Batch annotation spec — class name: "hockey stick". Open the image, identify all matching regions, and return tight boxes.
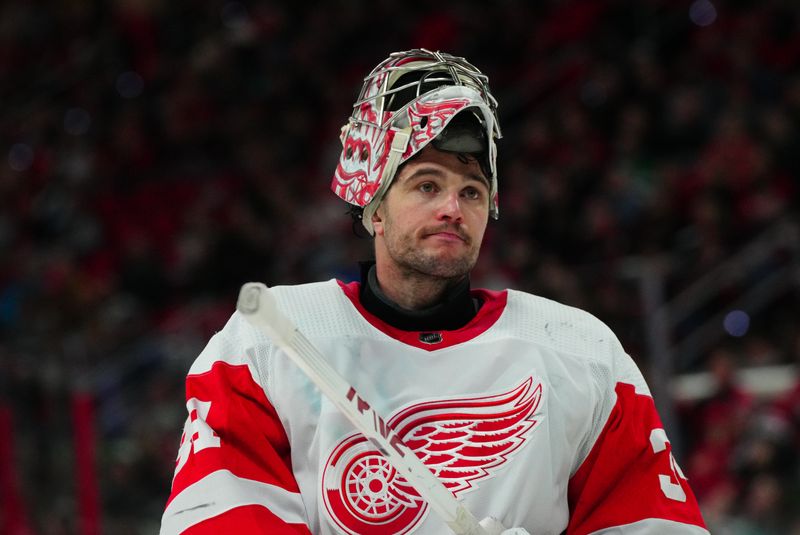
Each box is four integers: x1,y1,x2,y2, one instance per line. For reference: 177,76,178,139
237,282,494,535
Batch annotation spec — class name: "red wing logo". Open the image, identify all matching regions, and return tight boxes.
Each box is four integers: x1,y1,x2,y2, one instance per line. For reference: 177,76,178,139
321,377,543,534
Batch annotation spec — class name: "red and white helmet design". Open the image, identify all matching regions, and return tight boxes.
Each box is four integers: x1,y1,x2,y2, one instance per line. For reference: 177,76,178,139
331,49,502,234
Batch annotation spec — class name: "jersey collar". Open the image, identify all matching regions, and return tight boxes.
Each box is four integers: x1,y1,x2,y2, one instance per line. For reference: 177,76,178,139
359,263,479,331
337,279,508,351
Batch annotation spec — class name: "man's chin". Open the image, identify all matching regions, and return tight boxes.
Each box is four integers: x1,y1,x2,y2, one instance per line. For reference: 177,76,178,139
414,254,477,279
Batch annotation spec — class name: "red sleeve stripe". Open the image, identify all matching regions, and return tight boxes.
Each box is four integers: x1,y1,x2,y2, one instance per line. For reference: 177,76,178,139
587,518,709,534
161,469,308,535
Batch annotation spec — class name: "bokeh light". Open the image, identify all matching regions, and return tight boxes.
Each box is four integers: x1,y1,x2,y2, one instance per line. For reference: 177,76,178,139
723,309,750,337
116,71,144,98
8,142,34,171
689,0,718,27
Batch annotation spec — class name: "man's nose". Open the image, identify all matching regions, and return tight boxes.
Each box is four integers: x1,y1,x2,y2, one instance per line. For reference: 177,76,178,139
436,190,463,222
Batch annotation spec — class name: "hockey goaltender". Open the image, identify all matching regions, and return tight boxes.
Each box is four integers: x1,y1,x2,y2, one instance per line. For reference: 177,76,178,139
161,49,709,535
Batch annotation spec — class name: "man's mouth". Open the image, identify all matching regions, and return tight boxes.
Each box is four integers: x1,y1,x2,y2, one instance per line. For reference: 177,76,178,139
423,227,468,243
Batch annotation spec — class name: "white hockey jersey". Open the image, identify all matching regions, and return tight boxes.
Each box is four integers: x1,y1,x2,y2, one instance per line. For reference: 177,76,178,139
161,280,708,535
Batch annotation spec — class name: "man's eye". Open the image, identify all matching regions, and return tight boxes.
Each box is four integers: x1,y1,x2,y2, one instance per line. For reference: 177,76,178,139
463,187,482,200
419,183,435,193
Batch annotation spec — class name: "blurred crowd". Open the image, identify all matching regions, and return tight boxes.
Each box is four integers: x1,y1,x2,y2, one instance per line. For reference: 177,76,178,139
1,0,799,533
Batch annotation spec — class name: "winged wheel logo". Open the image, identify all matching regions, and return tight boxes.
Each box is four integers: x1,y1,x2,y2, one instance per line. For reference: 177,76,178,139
321,377,543,534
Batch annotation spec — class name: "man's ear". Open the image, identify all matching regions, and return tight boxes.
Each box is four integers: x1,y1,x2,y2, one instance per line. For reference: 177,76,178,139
371,205,385,236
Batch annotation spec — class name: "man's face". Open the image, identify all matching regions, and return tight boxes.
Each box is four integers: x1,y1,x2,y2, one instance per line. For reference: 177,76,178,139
372,145,490,280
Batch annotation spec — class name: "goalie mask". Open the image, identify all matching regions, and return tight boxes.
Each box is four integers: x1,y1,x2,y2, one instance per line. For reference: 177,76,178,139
331,49,502,234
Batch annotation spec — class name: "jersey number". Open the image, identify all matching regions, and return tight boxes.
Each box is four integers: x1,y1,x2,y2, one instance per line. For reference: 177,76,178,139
649,428,687,502
174,398,221,477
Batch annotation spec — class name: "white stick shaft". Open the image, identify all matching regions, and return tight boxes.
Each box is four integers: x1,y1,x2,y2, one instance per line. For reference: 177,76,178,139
237,282,487,535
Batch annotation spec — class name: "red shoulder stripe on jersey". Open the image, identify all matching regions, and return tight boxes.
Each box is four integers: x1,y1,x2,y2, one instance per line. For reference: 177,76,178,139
336,280,507,351
183,504,312,534
168,361,299,506
567,382,707,534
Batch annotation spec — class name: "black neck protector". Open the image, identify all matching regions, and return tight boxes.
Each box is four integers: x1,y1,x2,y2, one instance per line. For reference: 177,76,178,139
358,262,481,331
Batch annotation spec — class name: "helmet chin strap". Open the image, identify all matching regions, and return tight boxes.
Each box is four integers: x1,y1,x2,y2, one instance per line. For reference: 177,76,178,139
362,126,412,235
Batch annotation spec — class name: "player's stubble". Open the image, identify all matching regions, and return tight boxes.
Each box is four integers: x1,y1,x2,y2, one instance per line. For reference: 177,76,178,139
379,210,482,282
